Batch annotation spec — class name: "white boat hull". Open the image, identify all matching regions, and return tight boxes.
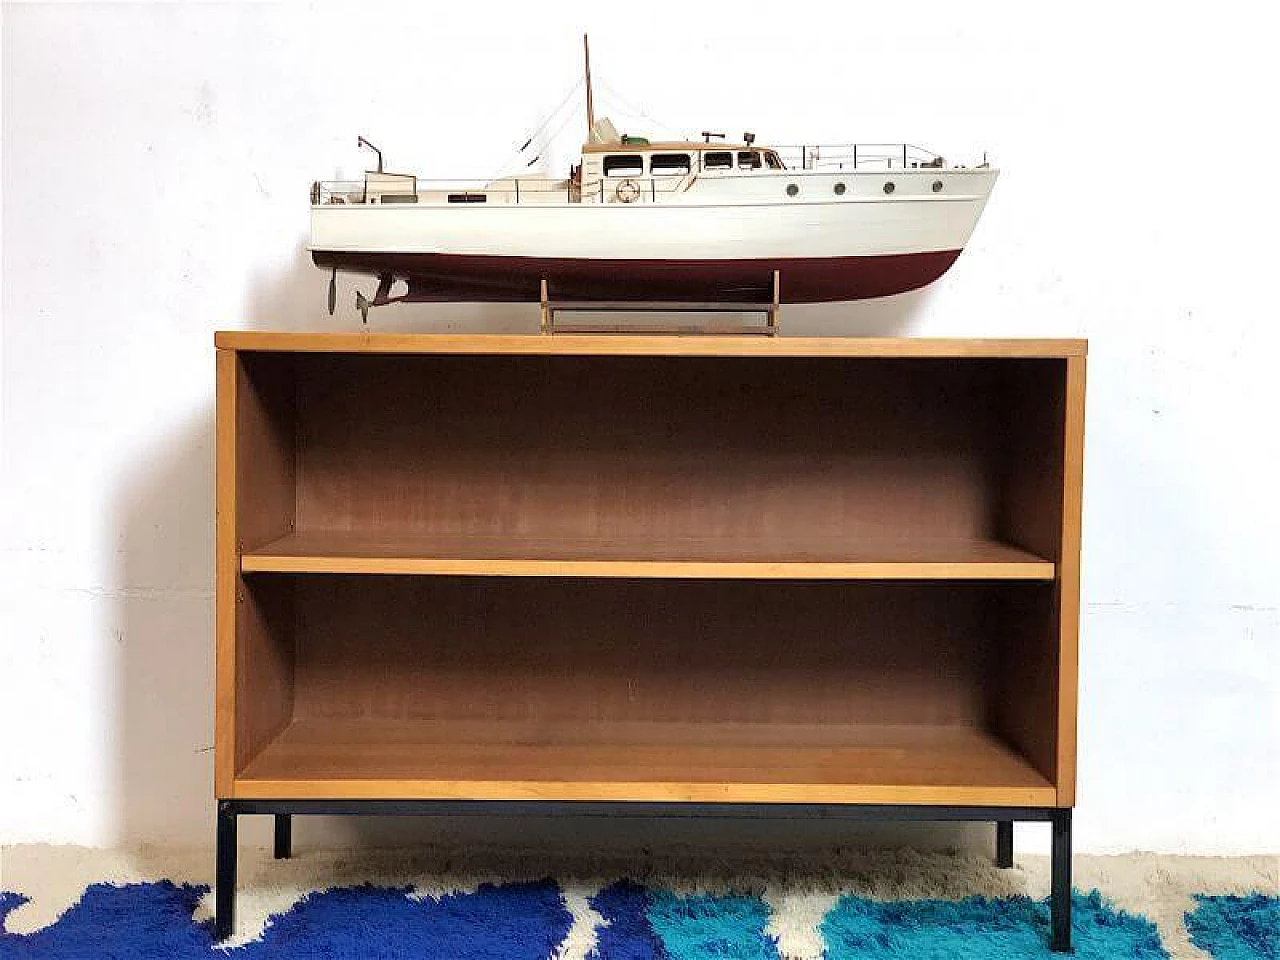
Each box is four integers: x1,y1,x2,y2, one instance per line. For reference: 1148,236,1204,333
310,169,997,303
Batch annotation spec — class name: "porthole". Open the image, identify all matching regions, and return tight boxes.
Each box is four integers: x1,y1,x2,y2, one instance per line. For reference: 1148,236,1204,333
883,181,896,194
932,180,943,193
786,183,799,197
834,182,847,196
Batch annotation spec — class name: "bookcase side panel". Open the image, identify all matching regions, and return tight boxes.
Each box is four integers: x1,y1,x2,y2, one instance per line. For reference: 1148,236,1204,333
231,352,299,783
236,353,297,550
214,349,238,796
234,579,295,777
989,360,1068,795
1055,356,1086,805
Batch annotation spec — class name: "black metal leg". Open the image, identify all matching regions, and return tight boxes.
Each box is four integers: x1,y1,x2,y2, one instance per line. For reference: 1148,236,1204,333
215,801,238,940
273,814,292,860
996,820,1014,868
1050,808,1072,952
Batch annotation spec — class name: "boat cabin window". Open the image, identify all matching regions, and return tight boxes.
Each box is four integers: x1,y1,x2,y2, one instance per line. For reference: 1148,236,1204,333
603,154,644,177
738,151,762,170
703,151,733,170
650,153,691,176
764,151,784,169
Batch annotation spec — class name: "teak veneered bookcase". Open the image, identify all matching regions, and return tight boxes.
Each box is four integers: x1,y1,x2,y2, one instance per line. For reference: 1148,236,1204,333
214,333,1085,950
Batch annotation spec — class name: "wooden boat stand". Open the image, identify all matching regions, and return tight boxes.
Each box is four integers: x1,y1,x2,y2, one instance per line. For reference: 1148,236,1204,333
540,271,781,336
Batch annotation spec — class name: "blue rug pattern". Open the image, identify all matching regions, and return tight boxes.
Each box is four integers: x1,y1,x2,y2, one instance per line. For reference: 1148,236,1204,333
0,877,1247,959
1185,894,1280,960
0,881,571,959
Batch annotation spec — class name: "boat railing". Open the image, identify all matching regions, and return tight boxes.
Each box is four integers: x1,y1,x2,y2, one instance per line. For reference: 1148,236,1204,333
310,147,951,206
773,143,945,171
313,178,590,205
312,173,698,206
312,181,363,204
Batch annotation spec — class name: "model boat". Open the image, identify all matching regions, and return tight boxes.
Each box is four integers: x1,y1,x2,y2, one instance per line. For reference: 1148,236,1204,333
311,39,998,319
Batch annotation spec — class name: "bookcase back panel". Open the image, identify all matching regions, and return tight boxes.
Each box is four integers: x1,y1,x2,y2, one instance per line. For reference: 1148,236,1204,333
287,355,1036,544
285,577,996,728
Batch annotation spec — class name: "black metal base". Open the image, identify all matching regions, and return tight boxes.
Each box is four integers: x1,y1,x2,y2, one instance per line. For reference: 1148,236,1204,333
273,814,292,860
214,801,237,940
213,801,1072,951
996,819,1015,868
1052,808,1073,953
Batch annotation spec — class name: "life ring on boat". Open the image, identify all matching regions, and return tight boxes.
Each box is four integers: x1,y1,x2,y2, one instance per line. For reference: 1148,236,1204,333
615,178,641,203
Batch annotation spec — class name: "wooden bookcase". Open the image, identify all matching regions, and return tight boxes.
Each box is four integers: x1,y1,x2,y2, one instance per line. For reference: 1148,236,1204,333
214,333,1085,949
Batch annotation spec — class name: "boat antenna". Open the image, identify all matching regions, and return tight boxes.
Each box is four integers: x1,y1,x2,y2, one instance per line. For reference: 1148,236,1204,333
584,34,595,138
357,136,383,173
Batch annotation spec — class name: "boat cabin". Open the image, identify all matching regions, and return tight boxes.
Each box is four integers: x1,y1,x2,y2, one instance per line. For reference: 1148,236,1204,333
581,141,785,182
576,139,786,203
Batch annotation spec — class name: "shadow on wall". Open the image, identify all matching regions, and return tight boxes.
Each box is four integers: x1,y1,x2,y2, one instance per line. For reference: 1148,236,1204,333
115,409,215,847
114,242,992,860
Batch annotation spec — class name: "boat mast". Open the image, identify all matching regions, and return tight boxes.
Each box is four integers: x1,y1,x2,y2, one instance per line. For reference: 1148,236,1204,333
584,34,595,138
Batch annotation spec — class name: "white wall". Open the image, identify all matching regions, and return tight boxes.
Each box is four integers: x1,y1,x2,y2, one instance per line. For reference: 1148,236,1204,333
2,2,1277,854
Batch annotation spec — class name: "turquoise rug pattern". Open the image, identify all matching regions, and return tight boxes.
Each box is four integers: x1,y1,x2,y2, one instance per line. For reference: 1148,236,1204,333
822,890,1166,959
1185,894,1280,960
0,879,1196,959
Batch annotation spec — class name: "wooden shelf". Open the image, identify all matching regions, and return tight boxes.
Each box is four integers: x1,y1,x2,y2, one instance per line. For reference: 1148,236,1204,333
215,331,1087,358
242,531,1055,580
235,718,1056,806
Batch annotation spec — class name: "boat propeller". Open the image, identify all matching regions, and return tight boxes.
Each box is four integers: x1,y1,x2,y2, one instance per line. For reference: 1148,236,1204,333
327,268,337,315
355,273,396,324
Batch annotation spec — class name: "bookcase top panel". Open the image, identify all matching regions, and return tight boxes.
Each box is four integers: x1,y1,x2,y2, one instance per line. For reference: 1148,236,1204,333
215,332,1087,358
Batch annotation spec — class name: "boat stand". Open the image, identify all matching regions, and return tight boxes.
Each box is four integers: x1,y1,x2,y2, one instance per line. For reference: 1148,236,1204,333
540,271,781,336
214,801,1072,952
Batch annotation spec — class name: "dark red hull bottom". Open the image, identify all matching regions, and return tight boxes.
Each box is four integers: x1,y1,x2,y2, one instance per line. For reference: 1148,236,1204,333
312,250,964,304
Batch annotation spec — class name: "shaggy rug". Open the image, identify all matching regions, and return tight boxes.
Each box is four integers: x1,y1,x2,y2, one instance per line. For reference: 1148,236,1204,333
0,882,1171,959
1185,895,1280,960
0,845,1275,959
